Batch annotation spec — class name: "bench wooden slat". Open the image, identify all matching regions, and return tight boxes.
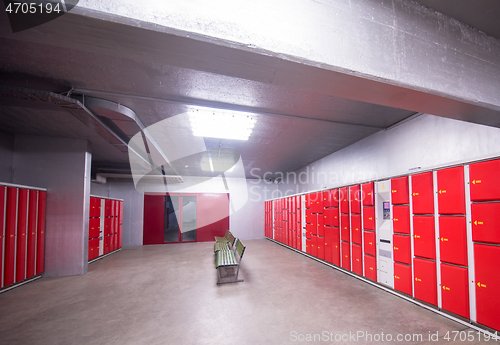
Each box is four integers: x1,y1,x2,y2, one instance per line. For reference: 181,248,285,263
214,241,229,253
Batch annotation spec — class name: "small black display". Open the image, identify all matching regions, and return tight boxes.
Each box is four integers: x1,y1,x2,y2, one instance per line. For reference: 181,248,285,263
383,201,391,220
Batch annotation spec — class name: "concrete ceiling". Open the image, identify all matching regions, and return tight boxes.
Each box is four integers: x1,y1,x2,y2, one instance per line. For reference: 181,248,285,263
0,2,498,179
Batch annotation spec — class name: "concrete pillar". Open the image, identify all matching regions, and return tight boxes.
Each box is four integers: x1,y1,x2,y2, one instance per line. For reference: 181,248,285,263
13,135,91,277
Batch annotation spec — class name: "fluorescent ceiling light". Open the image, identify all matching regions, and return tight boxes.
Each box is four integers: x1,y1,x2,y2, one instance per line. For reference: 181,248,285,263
189,109,256,140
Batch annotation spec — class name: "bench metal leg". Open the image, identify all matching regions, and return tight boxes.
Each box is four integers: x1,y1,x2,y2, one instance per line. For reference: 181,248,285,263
216,266,244,285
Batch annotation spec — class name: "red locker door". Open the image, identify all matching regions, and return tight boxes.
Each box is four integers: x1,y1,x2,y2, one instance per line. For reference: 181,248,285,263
331,189,340,208
0,187,5,287
104,235,110,254
88,238,96,260
394,263,412,295
364,254,377,281
351,214,362,245
317,235,325,260
332,228,340,266
474,243,500,331
16,189,29,282
437,166,465,215
26,190,38,279
89,197,98,218
393,205,410,234
413,216,436,260
340,187,349,214
325,227,333,263
341,241,351,271
305,238,312,254
105,199,112,217
324,208,333,226
439,216,468,267
341,215,350,242
323,190,332,207
305,194,312,209
412,172,434,214
414,258,437,306
314,192,323,213
306,223,316,238
36,191,46,275
104,217,112,236
352,244,362,275
363,231,376,256
350,185,361,214
393,234,411,265
362,182,375,206
441,264,469,319
469,159,500,202
310,235,318,257
89,218,99,239
362,207,375,230
391,176,409,205
317,216,324,237
471,203,500,244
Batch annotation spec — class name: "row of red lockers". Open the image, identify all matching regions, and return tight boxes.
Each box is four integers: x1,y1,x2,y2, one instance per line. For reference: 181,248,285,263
0,186,46,289
264,159,500,332
88,197,124,261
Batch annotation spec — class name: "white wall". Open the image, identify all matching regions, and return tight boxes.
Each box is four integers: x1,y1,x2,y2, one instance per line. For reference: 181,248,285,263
278,114,500,195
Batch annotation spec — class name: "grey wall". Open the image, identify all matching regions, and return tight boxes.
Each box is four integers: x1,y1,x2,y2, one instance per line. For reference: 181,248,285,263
12,135,91,277
277,114,500,195
0,130,14,183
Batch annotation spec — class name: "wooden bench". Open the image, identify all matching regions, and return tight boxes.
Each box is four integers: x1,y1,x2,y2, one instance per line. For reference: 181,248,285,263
215,239,246,284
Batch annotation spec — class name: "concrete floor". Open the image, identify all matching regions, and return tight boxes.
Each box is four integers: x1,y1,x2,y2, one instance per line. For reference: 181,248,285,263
0,239,494,345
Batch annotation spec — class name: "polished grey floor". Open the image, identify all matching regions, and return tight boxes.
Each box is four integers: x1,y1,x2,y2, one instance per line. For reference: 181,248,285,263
0,239,493,344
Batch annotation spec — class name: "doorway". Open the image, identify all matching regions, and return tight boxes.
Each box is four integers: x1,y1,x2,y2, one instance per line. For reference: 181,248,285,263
164,194,197,243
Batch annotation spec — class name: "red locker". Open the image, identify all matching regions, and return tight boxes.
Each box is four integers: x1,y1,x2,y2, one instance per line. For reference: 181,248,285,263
393,234,411,265
88,238,99,260
362,207,375,230
330,189,340,207
437,167,466,215
474,243,500,331
89,218,100,239
305,194,312,209
412,172,434,214
350,185,361,214
413,216,436,260
413,258,437,306
439,216,468,267
341,214,350,242
341,241,351,271
306,238,312,254
16,189,28,282
26,190,38,279
310,236,318,257
0,187,5,287
323,190,332,207
351,214,362,245
352,244,363,275
313,192,323,213
317,216,324,237
394,263,412,295
471,203,500,244
362,182,375,206
104,235,110,254
104,217,112,236
469,159,500,202
324,208,339,227
306,223,316,238
440,264,469,319
36,191,46,275
364,254,377,281
393,205,410,234
89,197,100,218
4,188,18,286
340,187,349,214
363,231,376,256
331,227,340,266
391,176,409,205
105,199,112,217
316,235,325,260
325,227,333,263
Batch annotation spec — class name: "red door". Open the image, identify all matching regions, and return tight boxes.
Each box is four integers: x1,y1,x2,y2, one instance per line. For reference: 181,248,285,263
330,189,340,207
469,159,500,202
0,187,5,287
350,185,361,214
441,264,469,319
394,263,412,295
362,207,375,230
414,258,437,306
471,203,500,244
339,187,349,214
474,243,500,331
364,254,377,281
439,216,468,267
352,244,363,275
332,227,340,266
351,214,362,245
26,190,38,279
437,166,466,215
325,226,333,263
393,205,410,234
391,176,409,205
363,231,376,256
36,191,46,275
362,182,375,206
143,195,165,245
412,172,434,214
413,216,436,260
4,187,18,286
393,234,411,265
341,241,351,271
16,189,29,282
